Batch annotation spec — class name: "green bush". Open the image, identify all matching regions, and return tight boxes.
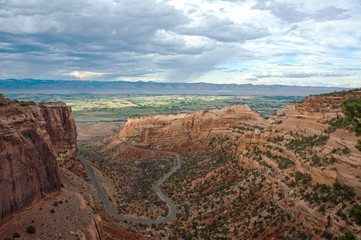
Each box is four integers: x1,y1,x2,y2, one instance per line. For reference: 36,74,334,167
338,230,355,240
322,231,333,239
26,225,36,234
19,101,28,106
348,204,361,225
343,98,361,152
343,99,361,136
13,232,20,238
356,140,361,152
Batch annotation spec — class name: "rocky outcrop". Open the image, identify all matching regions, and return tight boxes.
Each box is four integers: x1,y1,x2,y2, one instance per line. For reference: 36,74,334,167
277,91,361,120
119,104,264,152
75,210,103,240
0,96,78,220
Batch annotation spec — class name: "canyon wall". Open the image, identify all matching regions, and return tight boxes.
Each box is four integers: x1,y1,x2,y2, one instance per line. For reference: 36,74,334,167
0,96,78,220
119,104,265,152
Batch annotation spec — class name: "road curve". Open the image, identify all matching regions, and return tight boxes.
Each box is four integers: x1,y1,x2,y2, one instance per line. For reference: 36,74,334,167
79,137,181,224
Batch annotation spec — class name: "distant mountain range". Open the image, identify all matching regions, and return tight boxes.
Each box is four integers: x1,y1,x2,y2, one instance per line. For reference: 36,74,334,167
0,79,351,96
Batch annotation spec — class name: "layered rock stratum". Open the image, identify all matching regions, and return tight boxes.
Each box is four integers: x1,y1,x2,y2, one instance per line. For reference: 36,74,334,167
119,104,266,152
0,95,78,219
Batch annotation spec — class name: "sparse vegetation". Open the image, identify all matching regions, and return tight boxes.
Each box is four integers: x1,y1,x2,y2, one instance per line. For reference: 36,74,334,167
337,230,355,240
26,226,36,234
343,98,361,136
19,101,30,106
348,204,361,225
12,232,20,238
343,98,361,152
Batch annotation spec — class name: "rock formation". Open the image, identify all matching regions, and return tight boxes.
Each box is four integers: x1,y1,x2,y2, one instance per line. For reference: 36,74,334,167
0,96,78,220
119,104,265,152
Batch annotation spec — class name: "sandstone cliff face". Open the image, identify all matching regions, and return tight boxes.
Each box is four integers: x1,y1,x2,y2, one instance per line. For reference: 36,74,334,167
0,96,78,220
119,104,265,152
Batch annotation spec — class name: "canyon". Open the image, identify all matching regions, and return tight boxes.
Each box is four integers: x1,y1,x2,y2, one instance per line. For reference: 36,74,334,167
113,90,361,239
119,91,361,195
1,89,361,239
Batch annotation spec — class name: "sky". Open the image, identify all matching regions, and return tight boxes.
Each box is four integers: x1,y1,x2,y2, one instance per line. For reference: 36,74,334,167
0,0,360,87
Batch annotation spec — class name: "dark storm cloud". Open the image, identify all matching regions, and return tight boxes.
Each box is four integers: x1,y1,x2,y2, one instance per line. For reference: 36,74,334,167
0,0,272,80
165,44,239,81
0,0,193,78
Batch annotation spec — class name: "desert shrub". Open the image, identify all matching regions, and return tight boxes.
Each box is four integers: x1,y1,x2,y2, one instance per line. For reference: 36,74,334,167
343,99,361,136
322,231,333,239
356,140,361,152
276,156,294,169
337,230,355,240
343,98,361,152
324,115,351,131
13,232,20,238
287,135,330,155
348,204,361,225
26,225,36,234
342,146,351,154
19,101,28,106
295,172,312,185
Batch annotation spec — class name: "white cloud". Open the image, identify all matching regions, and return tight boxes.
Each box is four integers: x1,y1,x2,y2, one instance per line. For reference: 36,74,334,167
233,70,354,81
0,0,360,86
119,77,167,82
67,71,107,79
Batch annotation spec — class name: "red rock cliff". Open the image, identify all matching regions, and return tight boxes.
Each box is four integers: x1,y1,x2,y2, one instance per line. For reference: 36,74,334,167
0,96,78,220
119,104,265,151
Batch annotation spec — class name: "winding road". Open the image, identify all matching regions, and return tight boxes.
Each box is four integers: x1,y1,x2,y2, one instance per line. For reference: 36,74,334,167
79,137,181,224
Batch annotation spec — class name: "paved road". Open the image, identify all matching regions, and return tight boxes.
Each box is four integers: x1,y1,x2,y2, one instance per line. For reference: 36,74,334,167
79,137,181,224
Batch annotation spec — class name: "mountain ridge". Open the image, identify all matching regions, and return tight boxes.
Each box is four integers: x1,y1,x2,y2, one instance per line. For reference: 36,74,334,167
0,79,351,96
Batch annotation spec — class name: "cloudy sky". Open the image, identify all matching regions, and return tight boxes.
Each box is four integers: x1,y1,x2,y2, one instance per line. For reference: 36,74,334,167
0,0,360,87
